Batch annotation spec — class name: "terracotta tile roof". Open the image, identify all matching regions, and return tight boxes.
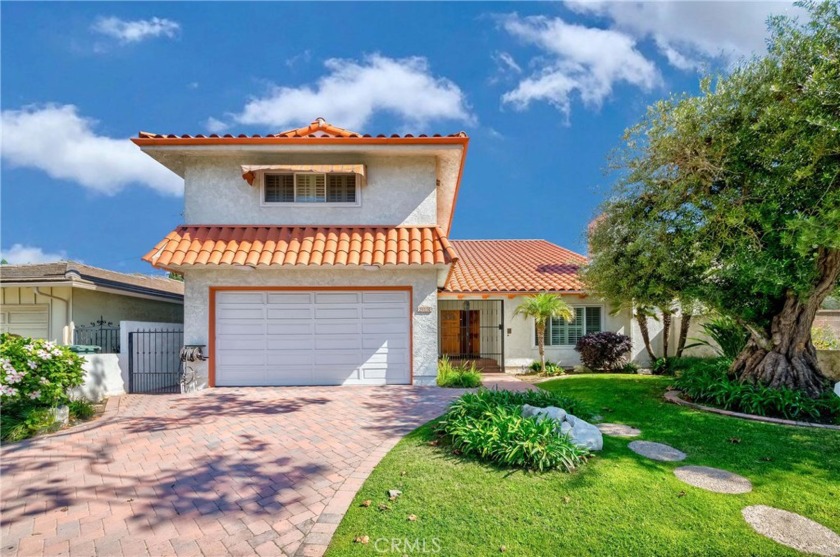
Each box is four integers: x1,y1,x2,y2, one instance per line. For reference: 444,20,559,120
0,262,183,299
135,118,468,142
143,226,458,269
443,240,587,293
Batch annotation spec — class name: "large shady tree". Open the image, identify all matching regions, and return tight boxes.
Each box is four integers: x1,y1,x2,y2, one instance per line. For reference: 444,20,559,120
590,1,840,396
514,293,574,373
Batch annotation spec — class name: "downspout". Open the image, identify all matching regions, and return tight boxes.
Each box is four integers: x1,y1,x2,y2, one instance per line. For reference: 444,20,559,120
34,287,71,344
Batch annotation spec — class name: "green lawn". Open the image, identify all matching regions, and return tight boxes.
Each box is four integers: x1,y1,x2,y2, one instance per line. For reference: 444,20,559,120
326,375,840,557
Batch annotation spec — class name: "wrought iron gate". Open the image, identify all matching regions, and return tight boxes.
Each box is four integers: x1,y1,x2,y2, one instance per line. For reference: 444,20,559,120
128,329,184,393
439,300,504,366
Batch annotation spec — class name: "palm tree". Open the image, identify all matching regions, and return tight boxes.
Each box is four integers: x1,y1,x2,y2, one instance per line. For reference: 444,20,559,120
514,292,574,373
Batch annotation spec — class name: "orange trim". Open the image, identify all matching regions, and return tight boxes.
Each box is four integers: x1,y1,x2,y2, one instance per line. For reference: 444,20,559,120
132,136,469,147
438,290,586,298
208,285,414,387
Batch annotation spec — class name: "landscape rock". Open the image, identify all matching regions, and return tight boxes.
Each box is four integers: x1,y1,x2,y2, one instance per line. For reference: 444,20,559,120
521,405,602,451
742,505,840,556
628,440,686,462
597,423,641,437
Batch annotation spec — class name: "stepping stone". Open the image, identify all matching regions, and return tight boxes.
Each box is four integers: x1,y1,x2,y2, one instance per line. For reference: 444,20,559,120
742,505,840,556
628,440,686,461
597,423,641,437
674,465,752,494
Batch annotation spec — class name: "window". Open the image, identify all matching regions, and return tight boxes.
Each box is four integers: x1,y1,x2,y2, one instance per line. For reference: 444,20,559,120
263,173,358,204
537,306,603,346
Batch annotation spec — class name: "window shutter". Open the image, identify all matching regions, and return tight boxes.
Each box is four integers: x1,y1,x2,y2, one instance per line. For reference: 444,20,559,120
327,174,356,203
296,174,326,202
264,174,294,202
586,307,602,334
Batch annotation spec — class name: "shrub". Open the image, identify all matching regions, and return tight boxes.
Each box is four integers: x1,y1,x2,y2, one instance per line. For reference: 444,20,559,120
528,360,563,375
0,407,59,442
685,316,749,360
436,389,592,471
812,325,840,350
437,357,482,388
0,334,85,409
574,332,632,371
673,358,840,424
69,400,96,420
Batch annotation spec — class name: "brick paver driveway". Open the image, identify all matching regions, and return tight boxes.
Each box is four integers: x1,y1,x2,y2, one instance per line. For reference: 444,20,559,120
1,386,462,557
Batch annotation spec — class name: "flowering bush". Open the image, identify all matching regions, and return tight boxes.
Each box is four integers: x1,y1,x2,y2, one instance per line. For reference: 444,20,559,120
574,332,632,372
0,334,85,408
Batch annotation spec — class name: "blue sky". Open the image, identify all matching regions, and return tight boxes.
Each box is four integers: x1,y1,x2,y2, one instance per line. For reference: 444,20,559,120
1,1,800,274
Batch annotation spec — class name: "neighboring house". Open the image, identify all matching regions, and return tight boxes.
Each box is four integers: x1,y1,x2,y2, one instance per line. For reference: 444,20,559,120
135,118,642,388
0,262,184,351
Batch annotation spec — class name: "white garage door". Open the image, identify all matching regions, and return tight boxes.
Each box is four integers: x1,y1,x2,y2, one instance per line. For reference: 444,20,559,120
0,305,49,339
215,290,411,386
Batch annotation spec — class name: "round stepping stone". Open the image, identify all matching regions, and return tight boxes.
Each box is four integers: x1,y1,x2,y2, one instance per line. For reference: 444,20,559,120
628,440,686,461
597,423,641,437
742,505,840,556
674,465,752,494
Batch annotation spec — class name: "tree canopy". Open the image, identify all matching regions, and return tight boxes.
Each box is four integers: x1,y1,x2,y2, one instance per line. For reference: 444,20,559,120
586,1,840,395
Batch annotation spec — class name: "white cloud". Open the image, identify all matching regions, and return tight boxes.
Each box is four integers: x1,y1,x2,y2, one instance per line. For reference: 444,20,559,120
226,54,474,131
1,244,67,265
1,104,182,196
499,14,660,118
494,51,522,74
204,116,228,134
565,1,804,70
92,16,180,44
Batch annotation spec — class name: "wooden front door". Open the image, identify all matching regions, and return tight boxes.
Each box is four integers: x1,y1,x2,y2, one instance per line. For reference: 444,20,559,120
440,310,481,356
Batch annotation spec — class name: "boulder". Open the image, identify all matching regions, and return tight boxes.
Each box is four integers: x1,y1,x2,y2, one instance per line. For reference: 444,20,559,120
521,405,602,451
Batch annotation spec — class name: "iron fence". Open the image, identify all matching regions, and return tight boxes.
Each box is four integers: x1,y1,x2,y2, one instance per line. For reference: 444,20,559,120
128,329,184,394
73,324,120,353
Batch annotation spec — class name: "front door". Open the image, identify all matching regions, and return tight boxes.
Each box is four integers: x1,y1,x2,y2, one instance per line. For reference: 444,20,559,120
440,310,480,357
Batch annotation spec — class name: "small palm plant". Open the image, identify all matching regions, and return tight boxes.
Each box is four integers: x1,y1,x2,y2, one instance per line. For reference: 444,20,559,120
514,293,574,373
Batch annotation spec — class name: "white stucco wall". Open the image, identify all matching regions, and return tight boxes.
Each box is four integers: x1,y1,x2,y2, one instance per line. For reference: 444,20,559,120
1,286,73,343
73,289,182,328
183,155,437,227
72,353,124,402
183,266,441,387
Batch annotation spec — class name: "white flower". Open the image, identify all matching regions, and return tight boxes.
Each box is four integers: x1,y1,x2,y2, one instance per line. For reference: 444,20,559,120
27,361,38,370
23,344,34,352
28,390,41,400
39,377,50,385
44,341,56,349
0,385,18,397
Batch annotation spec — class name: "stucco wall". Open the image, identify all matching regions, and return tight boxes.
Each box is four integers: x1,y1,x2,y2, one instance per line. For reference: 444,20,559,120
183,266,441,386
72,353,124,402
452,294,634,373
73,289,182,327
0,286,72,343
183,155,437,227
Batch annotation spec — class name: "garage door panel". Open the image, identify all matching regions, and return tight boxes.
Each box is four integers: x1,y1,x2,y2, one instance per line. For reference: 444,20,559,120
219,293,265,304
216,350,265,365
315,292,360,304
362,306,405,319
315,321,361,335
267,307,313,319
362,335,408,350
217,306,265,320
363,292,407,303
267,293,312,304
266,320,314,335
265,335,313,349
315,308,359,319
216,289,409,386
266,350,314,365
362,320,408,334
315,335,361,350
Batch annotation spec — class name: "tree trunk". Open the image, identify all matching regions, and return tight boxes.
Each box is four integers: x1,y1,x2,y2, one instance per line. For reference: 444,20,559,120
635,312,656,362
676,313,692,357
732,248,840,398
661,309,672,360
537,325,546,373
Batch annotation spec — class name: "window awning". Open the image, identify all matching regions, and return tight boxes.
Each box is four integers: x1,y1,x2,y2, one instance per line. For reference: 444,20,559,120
240,164,366,185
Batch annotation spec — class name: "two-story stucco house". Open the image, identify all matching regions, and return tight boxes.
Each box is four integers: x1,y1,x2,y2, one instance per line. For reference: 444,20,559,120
136,119,650,388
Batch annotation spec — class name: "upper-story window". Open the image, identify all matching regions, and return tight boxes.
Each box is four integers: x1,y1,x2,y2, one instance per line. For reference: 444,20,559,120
263,173,359,205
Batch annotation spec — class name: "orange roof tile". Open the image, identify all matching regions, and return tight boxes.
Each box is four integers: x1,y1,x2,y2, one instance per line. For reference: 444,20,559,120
443,240,587,293
143,226,458,270
134,118,468,143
